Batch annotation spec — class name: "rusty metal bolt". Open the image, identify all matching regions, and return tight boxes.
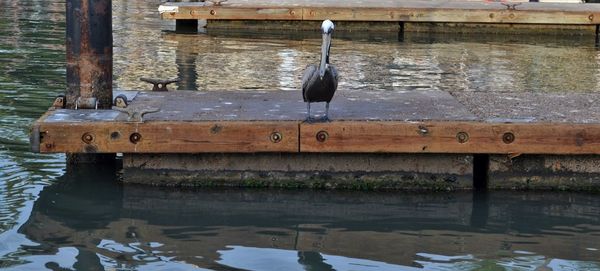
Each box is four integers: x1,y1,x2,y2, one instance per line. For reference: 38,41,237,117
316,130,329,143
210,10,216,15
45,143,53,149
418,125,429,136
502,132,515,144
270,132,282,143
289,10,295,15
82,133,94,144
589,14,594,22
456,132,469,144
130,132,142,144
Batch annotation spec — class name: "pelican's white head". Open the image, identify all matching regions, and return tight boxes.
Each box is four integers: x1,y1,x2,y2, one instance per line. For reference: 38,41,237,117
319,20,334,79
321,19,335,34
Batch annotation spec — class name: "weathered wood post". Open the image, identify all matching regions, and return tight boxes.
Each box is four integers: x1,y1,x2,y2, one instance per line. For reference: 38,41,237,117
66,0,114,164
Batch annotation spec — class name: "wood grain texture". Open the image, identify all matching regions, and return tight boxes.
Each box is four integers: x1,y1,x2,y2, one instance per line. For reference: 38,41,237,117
300,121,600,154
159,0,600,25
33,120,600,154
35,121,299,153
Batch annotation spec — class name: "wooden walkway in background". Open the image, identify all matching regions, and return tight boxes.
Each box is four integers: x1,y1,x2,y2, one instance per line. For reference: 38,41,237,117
158,0,600,25
31,90,600,155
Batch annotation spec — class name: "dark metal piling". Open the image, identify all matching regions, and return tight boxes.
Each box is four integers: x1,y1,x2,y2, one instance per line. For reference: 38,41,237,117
66,0,114,164
66,0,113,109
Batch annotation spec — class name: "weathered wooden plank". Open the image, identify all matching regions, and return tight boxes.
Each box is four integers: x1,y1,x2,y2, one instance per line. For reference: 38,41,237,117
162,5,303,21
300,121,600,154
35,121,299,153
34,119,600,154
304,8,598,25
159,0,600,25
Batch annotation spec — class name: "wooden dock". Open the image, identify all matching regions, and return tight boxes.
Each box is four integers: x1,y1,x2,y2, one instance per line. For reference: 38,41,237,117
31,90,600,189
159,0,600,26
32,90,600,155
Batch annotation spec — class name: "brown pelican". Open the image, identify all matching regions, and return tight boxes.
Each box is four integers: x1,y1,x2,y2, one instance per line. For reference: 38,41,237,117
301,19,339,122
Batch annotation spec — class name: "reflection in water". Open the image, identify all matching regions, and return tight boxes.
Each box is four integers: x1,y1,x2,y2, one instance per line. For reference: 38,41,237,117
0,1,66,261
174,34,200,91
3,167,599,270
2,0,600,270
154,32,600,93
108,0,600,93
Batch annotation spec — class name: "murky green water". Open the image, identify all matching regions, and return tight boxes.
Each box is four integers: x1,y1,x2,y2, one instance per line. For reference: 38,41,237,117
1,0,600,270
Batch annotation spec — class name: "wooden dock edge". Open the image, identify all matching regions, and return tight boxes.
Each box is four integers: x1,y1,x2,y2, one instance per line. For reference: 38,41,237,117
31,111,600,190
31,117,600,190
159,1,600,36
159,3,600,25
32,121,300,153
32,120,600,155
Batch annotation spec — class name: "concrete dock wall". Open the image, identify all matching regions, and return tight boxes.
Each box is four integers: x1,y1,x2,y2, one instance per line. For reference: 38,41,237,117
123,153,474,190
122,153,600,191
489,155,600,191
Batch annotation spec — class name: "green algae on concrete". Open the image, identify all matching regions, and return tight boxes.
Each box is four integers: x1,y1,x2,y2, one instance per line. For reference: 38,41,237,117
122,168,470,191
489,154,600,192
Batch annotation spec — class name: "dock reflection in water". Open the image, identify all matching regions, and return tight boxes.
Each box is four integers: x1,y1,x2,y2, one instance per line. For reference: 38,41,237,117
9,165,600,270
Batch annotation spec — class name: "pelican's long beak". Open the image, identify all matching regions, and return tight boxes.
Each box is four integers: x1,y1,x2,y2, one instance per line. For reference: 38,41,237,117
319,32,331,79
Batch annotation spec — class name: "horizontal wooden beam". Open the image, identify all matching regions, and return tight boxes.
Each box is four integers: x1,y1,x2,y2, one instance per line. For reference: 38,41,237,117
304,8,598,25
35,121,299,153
33,120,600,155
300,121,600,154
159,1,600,25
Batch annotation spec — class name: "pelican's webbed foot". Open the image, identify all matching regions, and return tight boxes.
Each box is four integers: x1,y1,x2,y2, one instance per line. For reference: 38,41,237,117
305,116,316,123
319,115,330,122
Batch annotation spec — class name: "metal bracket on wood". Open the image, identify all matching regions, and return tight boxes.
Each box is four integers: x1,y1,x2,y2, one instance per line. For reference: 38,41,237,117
49,95,66,110
112,106,161,123
140,78,179,92
501,2,521,10
207,0,228,6
113,94,129,108
75,97,98,110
